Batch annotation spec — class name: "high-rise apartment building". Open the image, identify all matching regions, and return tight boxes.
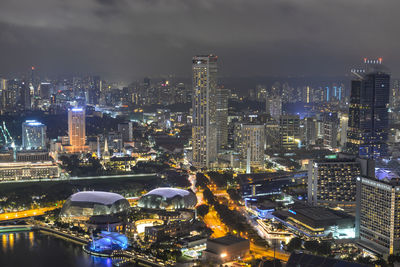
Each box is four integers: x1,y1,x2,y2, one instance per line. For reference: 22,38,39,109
236,124,265,170
67,107,87,153
279,115,300,150
216,87,228,150
266,95,282,121
347,61,390,159
356,171,400,256
192,55,218,168
22,120,47,150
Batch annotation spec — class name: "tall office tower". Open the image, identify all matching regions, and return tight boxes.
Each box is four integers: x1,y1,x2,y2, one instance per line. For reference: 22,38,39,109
266,95,282,121
85,76,101,105
30,66,38,96
68,107,86,153
346,61,390,159
356,170,400,256
20,81,31,110
174,82,186,104
216,87,228,150
118,122,133,142
279,115,301,150
281,83,292,103
391,79,400,109
22,120,47,150
323,113,339,149
236,124,265,169
308,155,373,211
265,118,280,149
39,82,51,99
304,117,318,147
192,55,218,168
3,80,18,112
339,113,349,147
303,86,312,103
0,78,7,91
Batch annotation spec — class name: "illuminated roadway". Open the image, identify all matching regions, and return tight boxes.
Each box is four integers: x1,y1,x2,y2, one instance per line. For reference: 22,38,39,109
199,184,290,262
0,206,59,221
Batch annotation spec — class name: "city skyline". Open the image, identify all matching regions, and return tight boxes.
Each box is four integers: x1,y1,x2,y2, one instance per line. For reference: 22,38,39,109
1,1,400,266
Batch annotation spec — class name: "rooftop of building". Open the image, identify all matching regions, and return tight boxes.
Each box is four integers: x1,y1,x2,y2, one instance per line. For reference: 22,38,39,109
290,206,353,221
69,191,126,205
375,167,400,181
143,187,192,199
313,158,359,164
23,120,45,126
208,234,248,246
179,235,208,244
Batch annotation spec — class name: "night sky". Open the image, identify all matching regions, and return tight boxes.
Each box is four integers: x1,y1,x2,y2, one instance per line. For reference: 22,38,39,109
0,0,399,81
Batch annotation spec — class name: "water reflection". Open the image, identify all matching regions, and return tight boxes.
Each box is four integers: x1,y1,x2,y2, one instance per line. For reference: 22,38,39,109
2,234,7,253
29,231,34,248
8,233,14,251
0,231,119,267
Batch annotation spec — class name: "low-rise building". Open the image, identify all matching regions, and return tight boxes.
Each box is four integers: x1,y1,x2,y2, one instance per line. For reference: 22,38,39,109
145,220,191,242
273,205,355,239
106,156,136,171
238,171,307,198
0,161,59,181
203,235,250,263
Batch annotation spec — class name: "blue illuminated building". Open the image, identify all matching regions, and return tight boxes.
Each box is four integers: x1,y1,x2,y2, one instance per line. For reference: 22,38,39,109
326,87,329,102
22,120,47,150
88,231,128,253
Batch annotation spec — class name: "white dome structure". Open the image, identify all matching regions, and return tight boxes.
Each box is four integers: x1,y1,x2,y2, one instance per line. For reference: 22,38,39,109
60,191,130,223
137,187,197,210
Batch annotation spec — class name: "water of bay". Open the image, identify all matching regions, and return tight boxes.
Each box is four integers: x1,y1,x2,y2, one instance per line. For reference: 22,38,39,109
0,231,132,267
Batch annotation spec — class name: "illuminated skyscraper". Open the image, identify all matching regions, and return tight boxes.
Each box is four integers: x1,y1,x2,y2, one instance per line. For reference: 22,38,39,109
192,55,218,168
20,81,31,110
22,120,47,150
216,87,228,150
346,60,390,159
68,107,87,153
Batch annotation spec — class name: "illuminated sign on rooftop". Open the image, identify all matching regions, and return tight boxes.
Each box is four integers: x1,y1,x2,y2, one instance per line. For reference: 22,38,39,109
25,120,44,126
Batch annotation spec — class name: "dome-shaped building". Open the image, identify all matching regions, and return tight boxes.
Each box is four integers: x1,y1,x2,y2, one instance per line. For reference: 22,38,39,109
137,188,197,210
60,191,130,226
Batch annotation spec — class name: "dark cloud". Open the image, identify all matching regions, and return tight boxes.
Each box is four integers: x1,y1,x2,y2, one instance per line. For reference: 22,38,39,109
0,0,399,82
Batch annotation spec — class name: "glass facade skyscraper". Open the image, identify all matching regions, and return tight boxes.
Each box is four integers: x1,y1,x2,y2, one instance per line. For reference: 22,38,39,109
346,69,390,159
